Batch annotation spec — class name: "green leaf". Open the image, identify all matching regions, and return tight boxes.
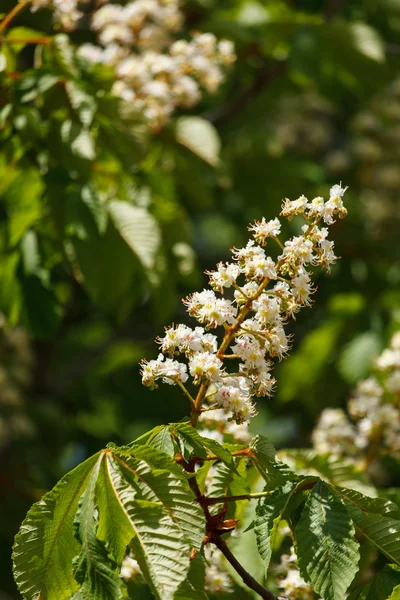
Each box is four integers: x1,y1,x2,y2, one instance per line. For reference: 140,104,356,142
335,487,400,565
99,451,193,600
347,564,400,600
72,221,141,319
52,34,79,78
280,449,376,497
81,185,108,234
200,436,236,470
73,455,122,600
65,81,97,127
250,435,295,487
174,553,208,600
117,445,205,550
61,121,95,161
295,481,360,600
3,168,43,247
350,23,385,63
149,427,176,456
6,27,46,52
109,201,161,271
254,481,297,574
173,423,207,462
0,252,22,323
207,458,249,500
338,332,382,384
175,117,221,166
12,453,100,600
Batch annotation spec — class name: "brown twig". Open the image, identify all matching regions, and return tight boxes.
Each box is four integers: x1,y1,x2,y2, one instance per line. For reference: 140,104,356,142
0,1,29,34
213,533,283,600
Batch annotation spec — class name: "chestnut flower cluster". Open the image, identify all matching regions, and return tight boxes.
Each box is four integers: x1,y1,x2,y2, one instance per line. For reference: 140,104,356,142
313,331,400,462
77,0,235,127
275,546,317,600
141,184,348,424
204,546,234,595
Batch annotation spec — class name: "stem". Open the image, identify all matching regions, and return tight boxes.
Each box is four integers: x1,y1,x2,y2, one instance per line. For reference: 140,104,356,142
213,534,281,600
175,379,196,407
205,490,272,506
0,1,29,34
274,236,285,251
6,36,51,44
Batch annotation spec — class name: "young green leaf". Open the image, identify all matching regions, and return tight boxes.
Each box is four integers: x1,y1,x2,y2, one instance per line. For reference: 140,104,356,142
295,481,360,600
172,423,208,461
13,453,100,600
254,481,297,574
335,487,400,565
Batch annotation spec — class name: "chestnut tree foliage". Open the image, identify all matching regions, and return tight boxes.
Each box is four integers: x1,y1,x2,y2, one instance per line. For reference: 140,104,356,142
1,1,400,599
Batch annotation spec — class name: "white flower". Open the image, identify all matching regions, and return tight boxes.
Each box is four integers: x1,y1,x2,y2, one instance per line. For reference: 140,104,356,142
234,242,277,279
386,370,400,392
92,5,123,30
185,290,237,328
141,354,188,387
322,184,348,224
391,331,400,350
281,195,308,218
268,326,289,359
207,262,241,291
99,24,134,46
376,348,400,370
158,324,217,355
330,183,347,199
120,556,142,581
234,281,259,306
205,548,233,594
281,236,314,265
253,295,282,326
249,217,281,245
231,335,266,369
189,352,223,383
312,408,357,456
291,269,313,305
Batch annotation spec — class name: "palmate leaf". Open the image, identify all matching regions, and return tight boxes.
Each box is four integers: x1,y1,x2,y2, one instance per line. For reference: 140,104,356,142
101,452,192,600
295,481,360,600
335,487,400,565
73,456,122,600
14,445,205,600
254,481,297,574
12,453,101,600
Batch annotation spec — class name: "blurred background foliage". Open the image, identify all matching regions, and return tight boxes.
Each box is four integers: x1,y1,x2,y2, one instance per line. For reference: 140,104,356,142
1,0,400,597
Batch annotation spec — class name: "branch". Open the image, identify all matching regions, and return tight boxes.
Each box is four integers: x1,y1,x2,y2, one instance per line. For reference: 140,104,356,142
0,1,29,33
213,534,285,600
